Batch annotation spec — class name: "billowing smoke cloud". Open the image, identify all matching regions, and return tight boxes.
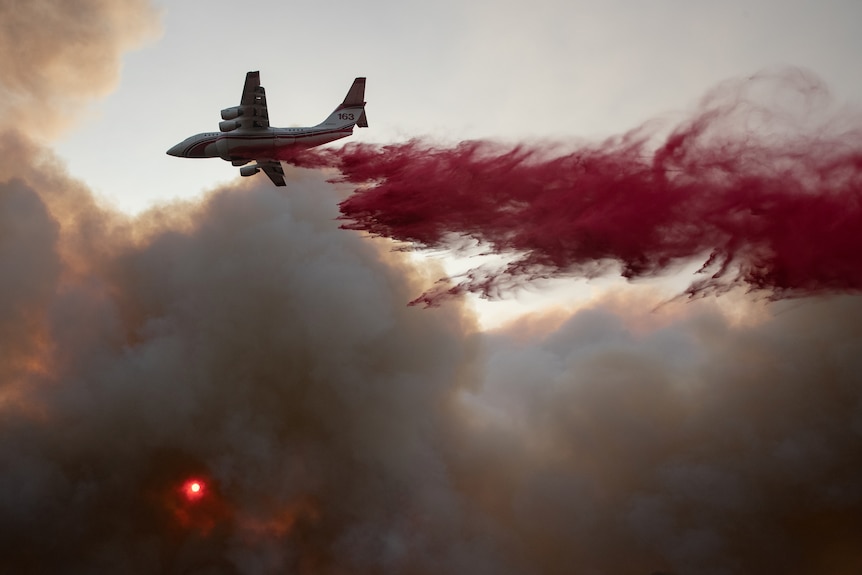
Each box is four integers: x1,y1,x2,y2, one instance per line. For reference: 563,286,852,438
2,7,862,572
0,160,482,573
294,69,862,305
0,0,160,137
459,293,862,574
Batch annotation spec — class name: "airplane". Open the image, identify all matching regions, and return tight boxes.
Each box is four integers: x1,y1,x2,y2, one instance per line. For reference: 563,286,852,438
167,71,367,186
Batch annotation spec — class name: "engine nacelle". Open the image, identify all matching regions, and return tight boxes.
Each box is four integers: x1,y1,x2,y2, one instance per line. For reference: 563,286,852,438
221,106,244,120
231,159,251,166
239,165,260,177
219,120,240,132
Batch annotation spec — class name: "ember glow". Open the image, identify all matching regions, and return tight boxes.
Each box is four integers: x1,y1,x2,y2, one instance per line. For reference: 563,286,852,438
183,479,205,501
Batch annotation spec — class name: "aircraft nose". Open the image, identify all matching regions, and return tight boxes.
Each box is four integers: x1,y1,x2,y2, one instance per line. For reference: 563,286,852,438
166,142,184,157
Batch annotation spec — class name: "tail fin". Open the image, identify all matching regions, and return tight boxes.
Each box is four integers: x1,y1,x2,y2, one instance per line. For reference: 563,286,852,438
342,77,366,108
317,77,368,129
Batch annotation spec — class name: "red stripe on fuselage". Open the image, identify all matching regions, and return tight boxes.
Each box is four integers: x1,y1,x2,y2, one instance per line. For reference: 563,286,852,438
219,127,354,159
186,136,219,156
178,125,354,159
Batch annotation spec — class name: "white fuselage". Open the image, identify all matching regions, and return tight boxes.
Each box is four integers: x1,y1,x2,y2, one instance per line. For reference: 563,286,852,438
166,125,354,162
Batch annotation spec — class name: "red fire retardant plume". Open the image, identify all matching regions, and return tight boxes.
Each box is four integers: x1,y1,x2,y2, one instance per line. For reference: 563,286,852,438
293,73,862,305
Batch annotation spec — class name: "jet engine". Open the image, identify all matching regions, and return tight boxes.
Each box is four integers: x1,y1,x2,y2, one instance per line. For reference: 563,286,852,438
219,120,240,132
221,106,244,120
239,165,260,177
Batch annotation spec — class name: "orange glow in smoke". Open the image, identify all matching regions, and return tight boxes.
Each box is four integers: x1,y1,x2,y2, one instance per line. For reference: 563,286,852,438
238,495,322,540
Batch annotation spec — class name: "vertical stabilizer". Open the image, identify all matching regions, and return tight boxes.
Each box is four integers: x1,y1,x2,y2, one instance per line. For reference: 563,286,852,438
340,77,366,107
317,77,368,129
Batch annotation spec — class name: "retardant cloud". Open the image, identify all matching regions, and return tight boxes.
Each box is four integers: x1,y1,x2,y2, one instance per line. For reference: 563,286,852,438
295,69,862,305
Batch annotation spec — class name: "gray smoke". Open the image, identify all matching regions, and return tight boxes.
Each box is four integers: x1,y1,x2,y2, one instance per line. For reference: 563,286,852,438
0,157,483,573
463,293,862,574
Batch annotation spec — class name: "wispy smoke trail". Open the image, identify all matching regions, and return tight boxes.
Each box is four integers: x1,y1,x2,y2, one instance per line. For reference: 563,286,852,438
295,70,862,305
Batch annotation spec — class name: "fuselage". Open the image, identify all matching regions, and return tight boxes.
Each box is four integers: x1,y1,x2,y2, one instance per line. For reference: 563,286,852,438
166,125,354,162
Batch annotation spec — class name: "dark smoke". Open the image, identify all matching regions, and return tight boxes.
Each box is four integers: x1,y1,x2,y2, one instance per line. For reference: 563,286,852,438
0,159,482,573
458,292,862,575
293,70,862,305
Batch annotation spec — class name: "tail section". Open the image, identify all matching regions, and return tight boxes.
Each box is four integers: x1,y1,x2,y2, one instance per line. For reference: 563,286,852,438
317,77,368,129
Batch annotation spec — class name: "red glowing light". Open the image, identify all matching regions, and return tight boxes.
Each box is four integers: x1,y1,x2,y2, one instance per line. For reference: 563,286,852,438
168,476,229,534
182,478,206,501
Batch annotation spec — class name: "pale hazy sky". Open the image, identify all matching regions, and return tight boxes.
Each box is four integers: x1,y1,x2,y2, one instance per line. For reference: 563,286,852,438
54,0,862,214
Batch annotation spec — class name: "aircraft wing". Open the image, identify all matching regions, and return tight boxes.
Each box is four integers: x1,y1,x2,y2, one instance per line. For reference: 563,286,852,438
259,160,286,187
237,71,270,129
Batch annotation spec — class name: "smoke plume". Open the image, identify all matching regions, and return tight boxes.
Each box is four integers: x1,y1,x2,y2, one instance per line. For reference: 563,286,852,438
1,7,861,572
0,159,482,573
460,293,862,574
5,142,861,573
0,0,160,137
294,69,862,305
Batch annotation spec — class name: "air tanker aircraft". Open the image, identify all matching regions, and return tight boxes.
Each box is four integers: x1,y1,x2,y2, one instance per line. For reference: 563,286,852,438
167,71,367,186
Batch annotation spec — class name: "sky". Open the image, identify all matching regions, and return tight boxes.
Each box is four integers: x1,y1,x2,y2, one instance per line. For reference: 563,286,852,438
3,1,862,574
55,0,862,214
